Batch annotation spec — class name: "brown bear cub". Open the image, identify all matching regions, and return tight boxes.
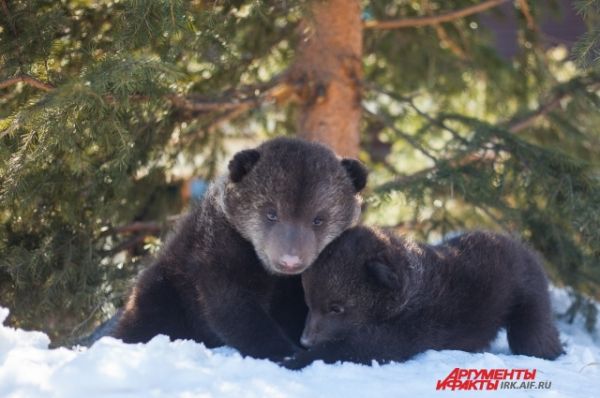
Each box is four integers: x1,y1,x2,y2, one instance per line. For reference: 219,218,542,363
284,227,563,368
111,138,367,361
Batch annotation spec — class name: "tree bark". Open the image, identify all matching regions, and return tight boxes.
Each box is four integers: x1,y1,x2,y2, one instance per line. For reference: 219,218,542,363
291,0,363,158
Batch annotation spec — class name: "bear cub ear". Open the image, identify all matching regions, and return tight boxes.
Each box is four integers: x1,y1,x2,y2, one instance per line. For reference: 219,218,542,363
341,158,368,192
228,149,260,183
366,260,403,290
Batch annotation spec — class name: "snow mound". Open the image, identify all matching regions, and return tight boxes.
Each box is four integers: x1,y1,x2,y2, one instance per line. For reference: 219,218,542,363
0,288,599,398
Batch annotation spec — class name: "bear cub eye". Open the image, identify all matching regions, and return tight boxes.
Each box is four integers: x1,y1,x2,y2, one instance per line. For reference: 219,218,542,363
266,209,278,222
328,304,345,315
312,215,324,226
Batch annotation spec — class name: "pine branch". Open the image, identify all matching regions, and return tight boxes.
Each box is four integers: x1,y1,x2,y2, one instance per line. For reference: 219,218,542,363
363,107,437,162
168,77,283,112
113,221,162,235
0,75,55,91
432,23,468,59
168,95,259,112
1,74,283,124
205,103,257,133
364,0,509,30
104,235,147,255
101,217,179,238
508,94,563,133
102,218,180,254
374,74,600,192
516,0,537,31
364,83,472,146
421,0,468,60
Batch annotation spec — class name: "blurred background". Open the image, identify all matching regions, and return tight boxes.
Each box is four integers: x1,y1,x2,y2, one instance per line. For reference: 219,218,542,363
1,0,599,344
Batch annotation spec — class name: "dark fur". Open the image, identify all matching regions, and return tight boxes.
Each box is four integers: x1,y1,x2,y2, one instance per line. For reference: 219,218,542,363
112,138,367,360
284,227,563,368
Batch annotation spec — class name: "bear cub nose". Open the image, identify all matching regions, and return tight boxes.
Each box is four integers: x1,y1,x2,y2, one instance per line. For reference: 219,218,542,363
279,254,302,269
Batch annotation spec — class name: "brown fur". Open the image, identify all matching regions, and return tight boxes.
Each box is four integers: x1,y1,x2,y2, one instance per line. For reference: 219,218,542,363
284,227,563,368
111,138,367,360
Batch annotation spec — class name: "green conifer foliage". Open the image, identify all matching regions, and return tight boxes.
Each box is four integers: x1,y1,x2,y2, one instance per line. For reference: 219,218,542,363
1,1,599,342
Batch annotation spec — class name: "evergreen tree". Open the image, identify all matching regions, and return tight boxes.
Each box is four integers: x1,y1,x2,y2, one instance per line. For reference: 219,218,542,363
1,0,599,343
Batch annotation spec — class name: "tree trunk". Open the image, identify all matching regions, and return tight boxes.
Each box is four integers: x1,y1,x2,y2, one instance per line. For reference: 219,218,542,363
291,0,363,158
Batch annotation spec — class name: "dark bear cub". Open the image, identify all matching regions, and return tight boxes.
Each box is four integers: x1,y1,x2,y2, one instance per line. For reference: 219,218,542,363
111,138,367,361
284,227,563,368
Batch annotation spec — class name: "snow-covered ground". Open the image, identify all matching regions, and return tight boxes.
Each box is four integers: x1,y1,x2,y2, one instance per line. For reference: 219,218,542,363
1,287,599,398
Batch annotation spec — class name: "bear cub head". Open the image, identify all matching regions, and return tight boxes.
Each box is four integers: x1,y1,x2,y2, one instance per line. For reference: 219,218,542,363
299,227,413,348
222,137,367,275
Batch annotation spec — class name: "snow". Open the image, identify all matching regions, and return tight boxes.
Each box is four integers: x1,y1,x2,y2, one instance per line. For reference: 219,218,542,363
1,287,599,398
